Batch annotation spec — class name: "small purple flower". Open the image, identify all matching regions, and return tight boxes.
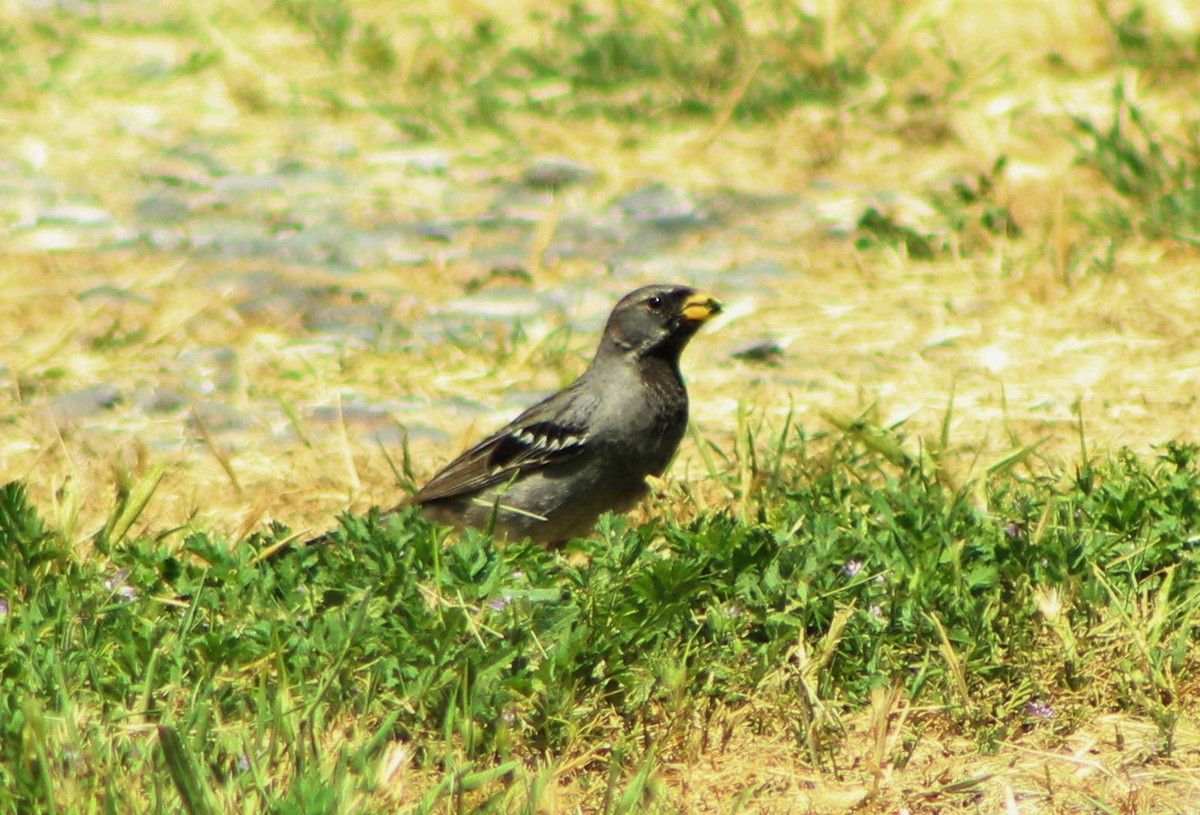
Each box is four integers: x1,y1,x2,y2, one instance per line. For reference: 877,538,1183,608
488,594,513,613
103,569,127,592
104,570,137,602
1024,700,1054,719
841,559,864,578
237,753,251,773
1004,522,1021,539
869,604,884,620
0,598,8,617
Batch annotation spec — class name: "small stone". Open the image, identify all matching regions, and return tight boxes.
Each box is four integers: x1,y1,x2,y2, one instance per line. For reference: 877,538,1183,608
487,185,556,224
235,284,319,323
727,337,785,364
48,384,123,422
523,157,596,190
413,222,456,243
614,183,706,228
135,387,188,415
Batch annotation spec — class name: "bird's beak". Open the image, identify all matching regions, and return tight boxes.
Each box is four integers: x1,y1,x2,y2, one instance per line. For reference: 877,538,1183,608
680,292,723,323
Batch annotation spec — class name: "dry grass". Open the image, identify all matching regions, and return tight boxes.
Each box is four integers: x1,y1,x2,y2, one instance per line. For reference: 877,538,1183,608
658,707,1200,814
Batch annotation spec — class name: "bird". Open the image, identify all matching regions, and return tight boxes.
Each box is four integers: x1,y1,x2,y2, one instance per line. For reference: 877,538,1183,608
315,284,722,545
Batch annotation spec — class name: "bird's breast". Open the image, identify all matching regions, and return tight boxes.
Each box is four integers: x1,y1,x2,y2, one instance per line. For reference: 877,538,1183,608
583,364,688,478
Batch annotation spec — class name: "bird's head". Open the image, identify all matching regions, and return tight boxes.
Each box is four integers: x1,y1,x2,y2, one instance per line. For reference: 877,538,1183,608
598,284,723,362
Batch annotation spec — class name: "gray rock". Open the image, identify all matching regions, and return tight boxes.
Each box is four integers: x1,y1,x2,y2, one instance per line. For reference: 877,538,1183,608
523,157,596,190
727,337,785,364
488,185,557,224
48,384,123,422
140,163,211,189
614,183,707,228
135,387,188,415
413,222,456,243
235,283,320,323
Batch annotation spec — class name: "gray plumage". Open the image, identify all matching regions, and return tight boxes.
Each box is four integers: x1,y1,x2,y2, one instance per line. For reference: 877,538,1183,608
313,284,721,546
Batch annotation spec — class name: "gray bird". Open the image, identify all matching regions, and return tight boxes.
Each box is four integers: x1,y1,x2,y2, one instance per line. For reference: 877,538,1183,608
316,284,721,545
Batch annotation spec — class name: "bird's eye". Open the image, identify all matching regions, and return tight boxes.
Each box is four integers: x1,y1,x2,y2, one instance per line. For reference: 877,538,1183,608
645,295,664,311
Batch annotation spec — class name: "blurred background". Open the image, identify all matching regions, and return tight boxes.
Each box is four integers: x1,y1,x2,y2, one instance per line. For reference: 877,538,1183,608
1,0,1198,539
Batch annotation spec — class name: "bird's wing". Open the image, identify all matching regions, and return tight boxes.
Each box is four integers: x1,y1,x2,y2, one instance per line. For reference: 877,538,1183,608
408,385,598,505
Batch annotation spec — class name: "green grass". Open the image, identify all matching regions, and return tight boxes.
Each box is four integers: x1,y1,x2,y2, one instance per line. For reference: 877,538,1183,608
1095,1,1200,76
267,0,878,124
0,0,882,135
4,429,1199,812
1070,82,1200,246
